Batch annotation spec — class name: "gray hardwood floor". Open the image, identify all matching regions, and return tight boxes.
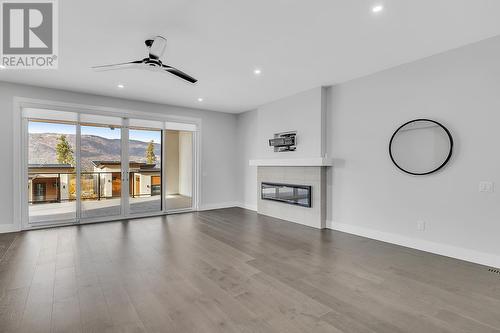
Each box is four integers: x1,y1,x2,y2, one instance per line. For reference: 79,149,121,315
0,208,499,332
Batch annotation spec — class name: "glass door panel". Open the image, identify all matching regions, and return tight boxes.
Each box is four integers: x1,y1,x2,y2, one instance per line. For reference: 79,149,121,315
80,123,122,219
165,130,193,210
24,111,198,228
128,128,162,214
28,120,77,224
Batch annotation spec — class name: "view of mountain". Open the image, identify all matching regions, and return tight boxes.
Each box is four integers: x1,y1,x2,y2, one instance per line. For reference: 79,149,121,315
29,133,161,171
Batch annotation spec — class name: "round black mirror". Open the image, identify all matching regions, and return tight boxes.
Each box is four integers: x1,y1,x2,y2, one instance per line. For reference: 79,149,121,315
389,119,453,175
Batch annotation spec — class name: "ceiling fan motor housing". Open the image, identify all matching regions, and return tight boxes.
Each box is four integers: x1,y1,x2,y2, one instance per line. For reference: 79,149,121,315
144,58,163,67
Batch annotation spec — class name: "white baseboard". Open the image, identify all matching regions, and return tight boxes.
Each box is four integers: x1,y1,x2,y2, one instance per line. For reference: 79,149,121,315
198,202,258,212
0,224,21,234
198,202,240,211
327,220,500,269
236,202,257,211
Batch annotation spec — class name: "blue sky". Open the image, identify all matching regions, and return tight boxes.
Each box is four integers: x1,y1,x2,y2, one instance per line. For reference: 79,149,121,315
130,129,161,144
29,122,161,143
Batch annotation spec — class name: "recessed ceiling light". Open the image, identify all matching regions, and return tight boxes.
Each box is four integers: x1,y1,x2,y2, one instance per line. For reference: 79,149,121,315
253,68,262,75
117,84,124,89
372,5,384,13
197,97,203,102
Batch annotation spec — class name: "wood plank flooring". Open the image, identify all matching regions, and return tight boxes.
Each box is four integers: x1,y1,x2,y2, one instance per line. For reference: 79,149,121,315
0,208,499,332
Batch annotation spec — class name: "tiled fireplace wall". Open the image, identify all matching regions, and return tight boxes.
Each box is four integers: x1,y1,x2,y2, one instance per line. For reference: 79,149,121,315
257,166,326,229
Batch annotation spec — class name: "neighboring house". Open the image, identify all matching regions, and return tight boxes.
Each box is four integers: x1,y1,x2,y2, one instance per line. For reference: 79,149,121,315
91,161,161,199
28,164,74,203
28,161,161,204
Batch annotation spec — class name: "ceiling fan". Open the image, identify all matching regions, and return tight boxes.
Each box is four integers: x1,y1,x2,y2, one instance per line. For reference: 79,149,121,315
92,36,197,84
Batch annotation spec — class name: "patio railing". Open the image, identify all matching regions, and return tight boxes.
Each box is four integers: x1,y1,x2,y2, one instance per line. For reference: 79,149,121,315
28,172,161,204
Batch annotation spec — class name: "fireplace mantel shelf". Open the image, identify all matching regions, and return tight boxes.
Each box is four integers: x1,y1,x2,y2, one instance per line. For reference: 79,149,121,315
249,158,333,167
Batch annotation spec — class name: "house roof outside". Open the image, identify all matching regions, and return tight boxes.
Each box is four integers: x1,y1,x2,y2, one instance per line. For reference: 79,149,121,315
28,162,159,174
91,161,157,170
134,168,161,174
29,164,73,169
28,163,75,176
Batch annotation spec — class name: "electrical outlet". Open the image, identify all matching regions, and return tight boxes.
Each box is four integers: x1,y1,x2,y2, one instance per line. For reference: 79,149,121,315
417,220,426,231
479,181,494,193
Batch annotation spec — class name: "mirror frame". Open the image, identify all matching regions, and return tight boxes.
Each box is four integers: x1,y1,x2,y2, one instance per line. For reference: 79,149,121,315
389,118,453,176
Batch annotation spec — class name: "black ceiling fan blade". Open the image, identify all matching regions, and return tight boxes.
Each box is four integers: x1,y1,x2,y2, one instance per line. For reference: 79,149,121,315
162,65,198,83
92,59,144,71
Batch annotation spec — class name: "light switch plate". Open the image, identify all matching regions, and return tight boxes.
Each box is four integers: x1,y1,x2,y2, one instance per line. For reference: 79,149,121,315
479,181,494,193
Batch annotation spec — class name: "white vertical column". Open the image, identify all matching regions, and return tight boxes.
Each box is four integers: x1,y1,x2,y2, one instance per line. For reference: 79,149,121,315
162,129,167,213
21,117,29,227
192,130,199,210
75,116,81,222
121,118,129,217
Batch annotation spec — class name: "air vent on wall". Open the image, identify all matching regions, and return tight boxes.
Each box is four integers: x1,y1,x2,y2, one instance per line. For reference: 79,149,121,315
488,268,500,275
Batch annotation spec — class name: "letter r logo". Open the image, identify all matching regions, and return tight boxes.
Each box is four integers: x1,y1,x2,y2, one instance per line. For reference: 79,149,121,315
2,2,53,54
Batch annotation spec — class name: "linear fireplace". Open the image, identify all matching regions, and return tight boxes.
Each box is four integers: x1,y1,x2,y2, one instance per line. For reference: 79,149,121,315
261,182,312,208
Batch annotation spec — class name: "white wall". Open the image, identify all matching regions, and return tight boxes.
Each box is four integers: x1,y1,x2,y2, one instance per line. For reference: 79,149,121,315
178,131,193,197
326,36,500,266
165,130,179,194
237,36,500,267
165,130,193,197
237,87,327,210
257,87,326,159
0,82,238,229
236,110,258,210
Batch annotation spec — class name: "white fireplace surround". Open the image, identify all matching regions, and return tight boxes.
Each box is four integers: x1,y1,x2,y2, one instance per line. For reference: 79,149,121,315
256,165,328,229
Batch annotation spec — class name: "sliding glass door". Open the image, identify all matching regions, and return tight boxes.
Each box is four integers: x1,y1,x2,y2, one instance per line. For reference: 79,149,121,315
28,120,77,224
80,122,123,220
23,108,196,228
128,127,162,215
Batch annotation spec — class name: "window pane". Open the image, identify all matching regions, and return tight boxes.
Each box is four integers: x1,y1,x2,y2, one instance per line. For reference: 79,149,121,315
129,128,162,214
80,124,122,219
28,120,76,223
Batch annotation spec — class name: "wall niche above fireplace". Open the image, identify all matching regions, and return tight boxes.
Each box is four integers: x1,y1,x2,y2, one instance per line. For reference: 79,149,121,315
261,182,311,207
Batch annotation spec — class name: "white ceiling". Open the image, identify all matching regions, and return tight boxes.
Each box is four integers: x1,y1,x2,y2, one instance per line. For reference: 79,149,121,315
1,0,500,113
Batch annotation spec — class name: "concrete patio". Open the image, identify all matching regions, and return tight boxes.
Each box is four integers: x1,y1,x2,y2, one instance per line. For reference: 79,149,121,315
29,194,192,223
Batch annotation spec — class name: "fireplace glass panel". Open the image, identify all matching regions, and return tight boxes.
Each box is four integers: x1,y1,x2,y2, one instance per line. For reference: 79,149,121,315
261,182,311,207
